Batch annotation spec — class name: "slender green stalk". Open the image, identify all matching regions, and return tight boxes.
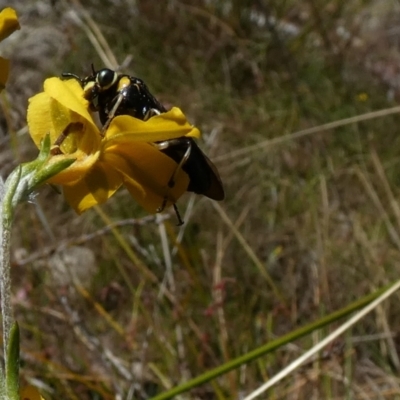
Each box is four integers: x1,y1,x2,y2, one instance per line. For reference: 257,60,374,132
5,323,19,400
244,279,400,399
0,176,5,398
0,167,21,364
0,135,74,400
150,283,393,400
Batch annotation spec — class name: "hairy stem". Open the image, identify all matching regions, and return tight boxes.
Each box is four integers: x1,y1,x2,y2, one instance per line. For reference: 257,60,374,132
0,168,20,367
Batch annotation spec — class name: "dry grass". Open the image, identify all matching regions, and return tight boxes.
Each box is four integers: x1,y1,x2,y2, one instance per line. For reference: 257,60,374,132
2,0,400,398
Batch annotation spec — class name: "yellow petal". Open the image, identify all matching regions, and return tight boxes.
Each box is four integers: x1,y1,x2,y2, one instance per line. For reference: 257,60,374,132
0,56,9,91
44,78,96,129
20,385,45,400
106,107,200,143
63,162,123,213
45,151,100,185
28,83,101,157
27,92,101,185
28,92,60,147
0,8,20,42
103,142,189,213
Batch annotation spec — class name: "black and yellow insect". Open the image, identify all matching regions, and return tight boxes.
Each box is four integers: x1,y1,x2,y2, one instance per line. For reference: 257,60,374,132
63,67,165,125
63,66,225,223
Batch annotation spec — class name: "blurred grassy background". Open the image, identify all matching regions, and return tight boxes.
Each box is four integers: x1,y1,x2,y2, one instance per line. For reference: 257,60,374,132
2,0,400,398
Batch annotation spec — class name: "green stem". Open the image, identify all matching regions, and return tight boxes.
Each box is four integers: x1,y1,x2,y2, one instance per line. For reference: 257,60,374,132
6,323,20,400
0,176,4,398
0,166,21,366
150,283,393,400
0,134,74,400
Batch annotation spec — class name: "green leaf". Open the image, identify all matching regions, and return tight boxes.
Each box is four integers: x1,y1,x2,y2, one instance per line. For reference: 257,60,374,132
6,322,19,400
34,158,75,188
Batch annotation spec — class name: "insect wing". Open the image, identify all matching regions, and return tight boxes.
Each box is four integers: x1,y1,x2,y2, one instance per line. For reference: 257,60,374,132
161,138,224,200
199,150,225,201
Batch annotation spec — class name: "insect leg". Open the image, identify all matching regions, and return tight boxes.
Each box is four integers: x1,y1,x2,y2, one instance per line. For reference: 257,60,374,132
50,122,84,155
158,199,184,225
154,138,191,225
100,93,124,136
173,204,184,226
61,72,83,84
155,138,192,191
143,108,161,121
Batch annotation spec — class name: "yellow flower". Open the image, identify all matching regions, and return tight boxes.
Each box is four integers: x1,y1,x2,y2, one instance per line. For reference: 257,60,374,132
20,385,45,400
356,92,368,102
27,77,200,214
0,7,20,91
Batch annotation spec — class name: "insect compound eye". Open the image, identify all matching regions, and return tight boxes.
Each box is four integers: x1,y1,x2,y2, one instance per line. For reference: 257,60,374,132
96,69,118,90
